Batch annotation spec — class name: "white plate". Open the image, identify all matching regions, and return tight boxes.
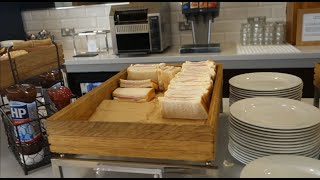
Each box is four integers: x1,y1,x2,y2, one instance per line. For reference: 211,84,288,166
228,144,251,164
229,140,320,163
230,83,303,94
230,115,320,133
229,72,303,91
229,92,302,99
229,88,303,96
229,130,320,149
230,143,320,166
229,127,320,146
229,95,302,107
229,140,320,158
229,136,320,153
230,97,320,130
229,92,302,98
240,155,320,178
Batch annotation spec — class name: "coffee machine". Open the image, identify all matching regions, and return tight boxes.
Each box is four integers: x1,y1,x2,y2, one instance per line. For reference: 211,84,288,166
179,2,220,53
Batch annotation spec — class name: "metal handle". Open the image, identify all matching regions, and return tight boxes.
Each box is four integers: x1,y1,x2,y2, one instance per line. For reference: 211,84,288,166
208,19,212,45
191,20,196,45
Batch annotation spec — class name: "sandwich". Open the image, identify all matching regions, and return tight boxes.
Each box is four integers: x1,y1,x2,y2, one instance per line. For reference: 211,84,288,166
112,87,155,102
157,66,181,91
159,60,216,120
119,79,159,90
127,63,166,82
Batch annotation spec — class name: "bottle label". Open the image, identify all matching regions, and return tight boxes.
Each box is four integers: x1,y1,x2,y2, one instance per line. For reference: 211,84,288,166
42,82,61,114
208,2,217,8
190,2,199,9
199,2,208,8
182,2,190,10
9,101,41,143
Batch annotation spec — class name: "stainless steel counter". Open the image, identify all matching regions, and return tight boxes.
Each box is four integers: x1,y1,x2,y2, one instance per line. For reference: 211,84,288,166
63,44,320,73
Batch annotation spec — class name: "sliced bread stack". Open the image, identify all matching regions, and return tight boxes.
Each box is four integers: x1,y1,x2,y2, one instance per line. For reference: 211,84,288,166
159,60,216,120
157,66,181,91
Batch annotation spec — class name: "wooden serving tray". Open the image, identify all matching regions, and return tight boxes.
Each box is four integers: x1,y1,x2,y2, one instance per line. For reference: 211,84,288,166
0,44,64,92
314,63,320,89
47,64,223,162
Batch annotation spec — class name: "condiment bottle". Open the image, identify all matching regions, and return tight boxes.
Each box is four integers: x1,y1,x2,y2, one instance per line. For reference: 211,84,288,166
48,86,73,110
5,84,44,156
39,70,61,115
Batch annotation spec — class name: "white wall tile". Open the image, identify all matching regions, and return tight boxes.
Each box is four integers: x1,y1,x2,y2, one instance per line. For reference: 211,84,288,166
269,17,286,22
211,33,225,43
61,19,79,29
212,21,242,33
66,7,86,18
48,9,67,19
221,2,258,8
21,11,32,21
21,3,288,50
30,10,49,20
272,6,287,18
86,6,106,17
224,32,240,43
78,17,97,28
50,30,63,40
180,34,194,45
24,21,43,31
43,20,62,30
60,39,74,50
172,34,181,46
97,17,110,30
247,7,272,18
170,2,181,12
170,12,180,24
105,5,111,16
219,8,248,20
171,22,180,35
259,2,286,6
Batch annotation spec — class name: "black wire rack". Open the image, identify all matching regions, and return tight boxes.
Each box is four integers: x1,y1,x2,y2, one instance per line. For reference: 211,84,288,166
0,92,60,175
0,41,63,175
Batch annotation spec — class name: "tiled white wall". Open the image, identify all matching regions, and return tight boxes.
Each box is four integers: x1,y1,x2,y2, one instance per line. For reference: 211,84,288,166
22,4,112,58
170,2,287,45
22,2,287,58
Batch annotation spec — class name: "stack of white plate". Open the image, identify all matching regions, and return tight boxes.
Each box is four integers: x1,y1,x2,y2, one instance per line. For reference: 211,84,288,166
229,72,303,106
229,97,320,165
240,155,320,178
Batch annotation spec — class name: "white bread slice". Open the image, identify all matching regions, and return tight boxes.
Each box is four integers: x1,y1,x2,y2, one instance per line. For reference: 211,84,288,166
112,88,155,102
127,67,158,82
119,79,158,90
159,97,208,120
157,66,181,91
158,60,216,120
126,63,166,82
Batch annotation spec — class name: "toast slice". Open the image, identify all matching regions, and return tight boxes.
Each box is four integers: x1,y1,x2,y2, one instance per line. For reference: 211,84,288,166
119,79,159,90
112,88,155,102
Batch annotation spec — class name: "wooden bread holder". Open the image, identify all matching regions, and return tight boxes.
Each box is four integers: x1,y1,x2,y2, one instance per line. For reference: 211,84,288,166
47,63,223,162
0,43,64,93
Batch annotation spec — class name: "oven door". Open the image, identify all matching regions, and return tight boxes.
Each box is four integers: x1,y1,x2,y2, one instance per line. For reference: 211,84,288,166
116,33,151,53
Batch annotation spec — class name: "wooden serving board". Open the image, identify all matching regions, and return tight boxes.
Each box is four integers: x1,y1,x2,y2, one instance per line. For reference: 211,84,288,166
314,63,320,89
47,64,223,162
0,44,64,92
